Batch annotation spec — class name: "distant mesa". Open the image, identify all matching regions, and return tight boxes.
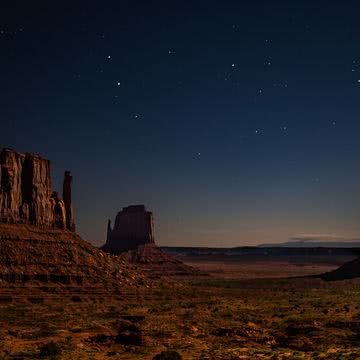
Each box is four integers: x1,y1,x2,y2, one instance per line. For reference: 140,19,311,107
0,148,75,231
102,205,155,254
101,205,198,276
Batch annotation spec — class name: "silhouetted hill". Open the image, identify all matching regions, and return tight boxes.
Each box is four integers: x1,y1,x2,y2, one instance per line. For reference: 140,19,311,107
317,257,360,281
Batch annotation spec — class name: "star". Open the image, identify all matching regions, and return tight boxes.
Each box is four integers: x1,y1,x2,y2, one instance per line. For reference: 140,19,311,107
107,55,111,59
117,82,121,86
231,63,235,67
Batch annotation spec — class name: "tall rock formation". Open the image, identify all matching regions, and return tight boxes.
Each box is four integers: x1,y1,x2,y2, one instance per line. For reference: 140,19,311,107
63,170,75,231
0,149,153,288
0,148,74,230
101,205,198,275
103,205,155,254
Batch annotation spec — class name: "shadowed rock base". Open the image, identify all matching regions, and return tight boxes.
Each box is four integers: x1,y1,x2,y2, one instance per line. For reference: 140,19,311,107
122,243,198,276
318,257,360,281
0,223,149,288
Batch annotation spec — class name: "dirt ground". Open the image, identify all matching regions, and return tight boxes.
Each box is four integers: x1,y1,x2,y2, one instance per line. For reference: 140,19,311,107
1,258,360,359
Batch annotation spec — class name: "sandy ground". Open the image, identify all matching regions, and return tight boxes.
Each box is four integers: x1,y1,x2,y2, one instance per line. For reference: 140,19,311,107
1,256,360,359
181,254,356,279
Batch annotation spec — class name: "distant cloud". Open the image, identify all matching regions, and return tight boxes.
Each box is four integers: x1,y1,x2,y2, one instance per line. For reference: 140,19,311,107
289,234,360,242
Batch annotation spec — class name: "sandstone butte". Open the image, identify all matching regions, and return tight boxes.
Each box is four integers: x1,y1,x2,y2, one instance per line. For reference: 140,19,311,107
101,205,198,276
0,148,75,230
0,148,152,289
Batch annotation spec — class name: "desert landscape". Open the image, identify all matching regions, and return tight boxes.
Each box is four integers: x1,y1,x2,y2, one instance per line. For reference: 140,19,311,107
0,149,360,359
3,1,360,359
1,240,360,359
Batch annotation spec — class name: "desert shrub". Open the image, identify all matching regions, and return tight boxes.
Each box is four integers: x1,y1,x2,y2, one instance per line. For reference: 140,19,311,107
149,329,170,339
0,296,12,304
28,296,44,304
218,309,233,319
148,303,171,313
152,350,182,360
114,320,142,345
39,341,61,359
181,302,196,309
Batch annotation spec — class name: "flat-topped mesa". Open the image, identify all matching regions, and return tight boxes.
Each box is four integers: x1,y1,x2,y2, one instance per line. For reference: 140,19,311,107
103,205,155,254
102,205,198,275
0,148,75,231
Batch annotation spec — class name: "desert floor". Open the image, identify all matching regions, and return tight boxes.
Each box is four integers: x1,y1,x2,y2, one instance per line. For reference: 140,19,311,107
1,256,360,359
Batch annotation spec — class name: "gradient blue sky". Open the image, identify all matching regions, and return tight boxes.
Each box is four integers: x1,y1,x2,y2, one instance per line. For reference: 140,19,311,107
1,1,360,246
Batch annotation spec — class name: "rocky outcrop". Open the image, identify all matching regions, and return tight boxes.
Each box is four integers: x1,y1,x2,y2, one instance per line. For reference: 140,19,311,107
0,148,74,230
102,205,198,276
123,243,198,276
102,205,155,254
318,257,360,281
63,171,75,231
0,223,149,287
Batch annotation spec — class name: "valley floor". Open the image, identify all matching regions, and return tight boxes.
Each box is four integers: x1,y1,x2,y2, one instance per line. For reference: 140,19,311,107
1,260,360,359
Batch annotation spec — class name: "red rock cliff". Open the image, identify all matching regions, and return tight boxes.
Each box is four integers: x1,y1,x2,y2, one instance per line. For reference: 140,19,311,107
0,148,74,230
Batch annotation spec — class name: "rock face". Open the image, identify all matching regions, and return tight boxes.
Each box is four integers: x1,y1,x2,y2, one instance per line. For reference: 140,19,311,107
0,148,74,231
0,149,152,288
102,205,197,276
63,170,75,231
103,205,155,254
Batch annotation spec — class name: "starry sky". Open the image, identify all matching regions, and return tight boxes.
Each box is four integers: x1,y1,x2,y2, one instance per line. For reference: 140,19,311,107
2,1,360,247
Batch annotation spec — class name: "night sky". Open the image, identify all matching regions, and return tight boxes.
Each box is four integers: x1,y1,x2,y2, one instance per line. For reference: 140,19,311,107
2,1,360,247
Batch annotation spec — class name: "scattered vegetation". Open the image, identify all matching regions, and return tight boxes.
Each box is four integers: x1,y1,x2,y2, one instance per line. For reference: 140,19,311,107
1,267,360,358
39,341,62,359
